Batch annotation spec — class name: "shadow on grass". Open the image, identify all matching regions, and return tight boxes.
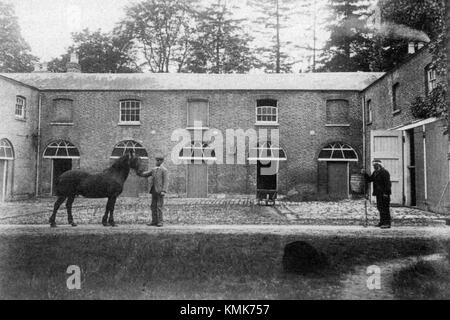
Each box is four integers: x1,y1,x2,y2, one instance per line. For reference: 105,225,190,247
391,257,450,300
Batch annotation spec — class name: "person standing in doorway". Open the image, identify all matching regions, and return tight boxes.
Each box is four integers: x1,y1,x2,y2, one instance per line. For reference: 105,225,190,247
362,159,392,228
138,155,169,227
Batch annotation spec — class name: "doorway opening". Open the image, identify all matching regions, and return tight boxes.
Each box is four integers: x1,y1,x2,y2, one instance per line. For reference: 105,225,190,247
52,159,72,195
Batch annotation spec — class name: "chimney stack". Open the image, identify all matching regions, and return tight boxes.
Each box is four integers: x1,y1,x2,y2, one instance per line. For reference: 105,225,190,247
66,53,81,73
408,41,425,54
33,62,49,73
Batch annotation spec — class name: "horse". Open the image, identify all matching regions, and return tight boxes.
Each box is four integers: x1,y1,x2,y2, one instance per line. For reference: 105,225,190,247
49,151,142,228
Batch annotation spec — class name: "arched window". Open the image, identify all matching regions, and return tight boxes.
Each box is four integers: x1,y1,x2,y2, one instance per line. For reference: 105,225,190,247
43,140,80,159
318,142,358,162
0,139,14,160
179,141,216,161
111,140,148,158
248,141,287,161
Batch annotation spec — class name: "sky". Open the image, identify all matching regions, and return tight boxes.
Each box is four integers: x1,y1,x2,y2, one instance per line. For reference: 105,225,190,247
5,0,136,61
5,0,330,71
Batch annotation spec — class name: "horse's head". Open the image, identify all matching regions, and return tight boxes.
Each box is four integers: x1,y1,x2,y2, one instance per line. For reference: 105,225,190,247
128,150,142,172
111,150,142,172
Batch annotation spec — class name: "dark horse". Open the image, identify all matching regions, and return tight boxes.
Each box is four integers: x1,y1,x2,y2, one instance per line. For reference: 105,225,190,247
49,151,142,227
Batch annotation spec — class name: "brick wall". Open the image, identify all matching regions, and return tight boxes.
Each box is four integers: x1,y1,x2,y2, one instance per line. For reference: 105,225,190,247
38,89,364,197
0,77,39,199
363,48,435,172
362,47,449,213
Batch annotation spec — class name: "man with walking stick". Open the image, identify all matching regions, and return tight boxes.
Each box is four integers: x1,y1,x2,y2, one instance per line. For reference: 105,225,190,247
362,159,392,229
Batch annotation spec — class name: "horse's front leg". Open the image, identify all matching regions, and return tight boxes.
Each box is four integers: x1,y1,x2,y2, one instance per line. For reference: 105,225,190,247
102,197,117,227
66,196,77,227
108,196,118,227
49,196,66,227
102,197,112,226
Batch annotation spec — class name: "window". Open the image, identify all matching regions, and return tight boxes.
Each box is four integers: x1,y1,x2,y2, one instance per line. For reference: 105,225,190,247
52,98,73,124
256,99,278,124
111,140,148,159
426,65,437,95
119,100,141,124
392,83,400,113
0,139,14,160
15,96,26,119
318,142,358,162
179,141,216,162
367,99,373,124
43,140,80,159
326,99,349,125
247,141,287,161
187,99,209,129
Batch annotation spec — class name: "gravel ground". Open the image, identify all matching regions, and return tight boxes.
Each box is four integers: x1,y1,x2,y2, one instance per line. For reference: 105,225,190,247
0,197,446,226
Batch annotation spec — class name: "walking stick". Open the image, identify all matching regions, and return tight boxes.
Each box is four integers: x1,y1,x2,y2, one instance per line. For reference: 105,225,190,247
363,170,368,228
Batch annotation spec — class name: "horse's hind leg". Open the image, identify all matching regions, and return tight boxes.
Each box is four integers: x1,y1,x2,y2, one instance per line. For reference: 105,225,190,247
49,196,66,227
66,196,77,227
107,196,118,227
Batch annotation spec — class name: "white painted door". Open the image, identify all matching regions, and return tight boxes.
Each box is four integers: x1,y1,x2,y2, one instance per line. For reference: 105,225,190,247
370,130,403,205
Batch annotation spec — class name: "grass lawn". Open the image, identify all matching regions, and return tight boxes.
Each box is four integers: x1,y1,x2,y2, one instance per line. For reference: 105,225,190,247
1,227,449,299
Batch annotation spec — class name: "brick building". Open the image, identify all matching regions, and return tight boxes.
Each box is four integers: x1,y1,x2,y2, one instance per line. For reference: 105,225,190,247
362,46,450,213
1,48,448,214
0,62,384,200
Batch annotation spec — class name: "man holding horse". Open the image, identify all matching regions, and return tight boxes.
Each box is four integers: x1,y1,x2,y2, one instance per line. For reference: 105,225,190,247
138,155,169,227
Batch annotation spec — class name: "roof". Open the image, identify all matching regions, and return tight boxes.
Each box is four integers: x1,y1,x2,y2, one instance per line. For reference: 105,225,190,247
0,72,385,91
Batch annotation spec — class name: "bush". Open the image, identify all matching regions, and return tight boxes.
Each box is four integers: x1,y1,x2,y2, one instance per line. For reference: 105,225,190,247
410,84,447,120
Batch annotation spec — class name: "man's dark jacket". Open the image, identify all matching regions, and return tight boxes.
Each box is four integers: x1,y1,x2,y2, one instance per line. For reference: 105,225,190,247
365,168,391,196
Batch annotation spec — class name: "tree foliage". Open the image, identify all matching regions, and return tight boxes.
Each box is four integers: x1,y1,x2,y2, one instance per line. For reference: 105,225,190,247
318,0,373,72
48,29,140,73
182,1,254,73
377,0,446,73
247,0,301,73
119,0,197,73
0,1,37,72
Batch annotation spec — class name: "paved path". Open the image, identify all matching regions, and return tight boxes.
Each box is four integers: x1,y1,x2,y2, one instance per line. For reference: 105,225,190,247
1,197,447,229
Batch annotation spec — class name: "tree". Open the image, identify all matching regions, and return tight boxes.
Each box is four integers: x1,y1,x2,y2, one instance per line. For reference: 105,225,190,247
182,1,254,73
48,29,140,73
318,0,373,72
0,1,37,72
247,0,301,73
119,0,197,73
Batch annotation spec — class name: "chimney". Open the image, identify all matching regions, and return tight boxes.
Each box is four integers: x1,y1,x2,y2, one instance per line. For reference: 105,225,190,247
408,42,416,54
408,41,425,54
66,53,81,73
33,62,49,73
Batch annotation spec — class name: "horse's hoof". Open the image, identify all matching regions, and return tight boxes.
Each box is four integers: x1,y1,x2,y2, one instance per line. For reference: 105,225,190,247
102,222,109,227
50,223,57,228
70,222,77,227
109,222,117,227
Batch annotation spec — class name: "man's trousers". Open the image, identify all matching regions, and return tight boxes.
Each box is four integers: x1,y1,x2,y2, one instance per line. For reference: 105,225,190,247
375,194,391,225
151,192,164,224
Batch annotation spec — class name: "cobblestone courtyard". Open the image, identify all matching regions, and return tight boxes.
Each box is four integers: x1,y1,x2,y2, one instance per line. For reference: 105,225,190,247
0,196,447,226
